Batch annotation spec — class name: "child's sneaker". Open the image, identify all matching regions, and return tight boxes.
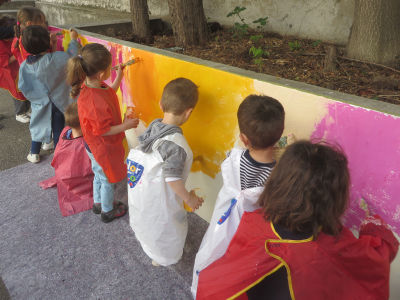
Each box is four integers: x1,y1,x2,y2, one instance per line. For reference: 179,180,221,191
16,114,30,123
42,140,54,151
27,153,40,163
92,203,101,214
101,202,127,223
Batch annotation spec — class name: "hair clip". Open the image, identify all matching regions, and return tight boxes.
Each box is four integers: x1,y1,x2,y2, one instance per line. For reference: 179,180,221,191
17,21,20,25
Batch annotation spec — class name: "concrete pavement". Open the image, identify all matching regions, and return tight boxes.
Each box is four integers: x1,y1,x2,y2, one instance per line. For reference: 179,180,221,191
0,89,53,171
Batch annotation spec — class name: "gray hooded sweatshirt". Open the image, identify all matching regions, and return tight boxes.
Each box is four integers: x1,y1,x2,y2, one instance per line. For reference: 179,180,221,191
138,119,187,178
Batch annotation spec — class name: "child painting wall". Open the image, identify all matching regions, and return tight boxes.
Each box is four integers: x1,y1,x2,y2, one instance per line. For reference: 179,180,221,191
55,28,400,299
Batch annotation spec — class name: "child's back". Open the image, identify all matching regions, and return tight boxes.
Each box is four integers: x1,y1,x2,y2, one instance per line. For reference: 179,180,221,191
128,78,203,266
18,26,79,153
0,36,25,100
192,95,285,297
128,119,193,265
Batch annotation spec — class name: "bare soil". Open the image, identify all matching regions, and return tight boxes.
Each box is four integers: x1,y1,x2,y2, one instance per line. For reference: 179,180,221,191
116,27,400,105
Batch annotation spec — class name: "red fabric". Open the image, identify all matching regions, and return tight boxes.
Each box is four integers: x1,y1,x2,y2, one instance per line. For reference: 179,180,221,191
197,210,398,300
0,40,26,100
39,127,94,216
78,83,126,183
11,37,29,65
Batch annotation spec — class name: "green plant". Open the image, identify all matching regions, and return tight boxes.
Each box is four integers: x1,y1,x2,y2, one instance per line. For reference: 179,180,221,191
288,40,302,51
249,45,269,69
312,40,322,47
227,7,268,39
227,6,248,38
253,17,268,29
249,34,263,44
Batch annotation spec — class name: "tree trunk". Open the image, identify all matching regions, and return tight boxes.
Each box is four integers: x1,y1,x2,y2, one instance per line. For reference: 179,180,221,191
130,0,153,43
167,0,208,47
347,0,400,67
324,45,337,72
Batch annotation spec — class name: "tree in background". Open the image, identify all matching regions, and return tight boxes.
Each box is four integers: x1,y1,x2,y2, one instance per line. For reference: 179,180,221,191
347,0,400,67
130,0,153,43
167,0,208,47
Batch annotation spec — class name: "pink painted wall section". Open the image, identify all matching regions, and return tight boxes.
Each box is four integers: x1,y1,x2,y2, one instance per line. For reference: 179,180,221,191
312,102,400,235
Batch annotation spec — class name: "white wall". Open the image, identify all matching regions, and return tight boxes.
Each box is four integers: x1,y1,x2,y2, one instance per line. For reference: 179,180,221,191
37,0,354,44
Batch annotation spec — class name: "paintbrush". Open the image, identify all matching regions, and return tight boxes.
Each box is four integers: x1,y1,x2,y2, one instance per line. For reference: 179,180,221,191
112,58,140,70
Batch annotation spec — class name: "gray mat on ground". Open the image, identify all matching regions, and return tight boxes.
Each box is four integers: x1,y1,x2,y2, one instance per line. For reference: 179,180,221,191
0,156,208,299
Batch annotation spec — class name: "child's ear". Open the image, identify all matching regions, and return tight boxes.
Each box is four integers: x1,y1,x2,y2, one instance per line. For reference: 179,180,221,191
96,71,103,81
239,133,250,148
184,108,193,120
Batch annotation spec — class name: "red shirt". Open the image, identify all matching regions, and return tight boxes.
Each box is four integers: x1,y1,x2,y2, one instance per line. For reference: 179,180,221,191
0,39,25,100
77,83,126,183
197,210,398,300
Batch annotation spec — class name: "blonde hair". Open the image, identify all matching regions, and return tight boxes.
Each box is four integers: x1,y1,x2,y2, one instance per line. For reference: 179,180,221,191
66,43,112,98
14,7,45,50
160,78,198,115
64,102,80,129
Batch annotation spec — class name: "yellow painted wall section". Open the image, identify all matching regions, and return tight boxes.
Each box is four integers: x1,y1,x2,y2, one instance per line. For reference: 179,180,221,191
254,80,328,140
124,50,255,178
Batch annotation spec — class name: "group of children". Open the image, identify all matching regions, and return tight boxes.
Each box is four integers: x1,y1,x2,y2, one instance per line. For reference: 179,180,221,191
1,6,399,299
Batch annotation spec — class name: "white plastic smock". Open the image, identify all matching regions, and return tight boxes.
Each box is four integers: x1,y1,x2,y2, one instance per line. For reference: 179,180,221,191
191,148,264,298
127,133,193,266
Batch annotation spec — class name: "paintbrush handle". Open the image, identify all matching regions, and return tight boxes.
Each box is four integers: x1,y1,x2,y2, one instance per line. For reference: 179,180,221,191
112,58,139,70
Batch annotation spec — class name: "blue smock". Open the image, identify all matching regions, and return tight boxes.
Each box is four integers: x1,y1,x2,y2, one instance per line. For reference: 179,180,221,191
18,40,79,143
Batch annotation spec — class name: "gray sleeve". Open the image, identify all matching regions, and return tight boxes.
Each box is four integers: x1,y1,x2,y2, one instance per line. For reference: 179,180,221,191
158,140,187,178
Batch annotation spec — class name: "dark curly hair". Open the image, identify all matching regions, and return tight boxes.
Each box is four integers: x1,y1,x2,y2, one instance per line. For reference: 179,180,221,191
258,140,350,238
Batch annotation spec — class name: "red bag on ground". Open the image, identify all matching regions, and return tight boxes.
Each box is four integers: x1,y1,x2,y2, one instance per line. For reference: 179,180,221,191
40,127,94,216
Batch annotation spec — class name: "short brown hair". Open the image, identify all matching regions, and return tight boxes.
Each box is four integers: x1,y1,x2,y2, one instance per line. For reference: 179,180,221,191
258,140,349,238
64,102,80,129
160,78,198,115
238,95,284,149
21,25,50,55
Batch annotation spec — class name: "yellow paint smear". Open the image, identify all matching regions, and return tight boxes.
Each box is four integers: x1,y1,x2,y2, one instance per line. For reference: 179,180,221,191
134,54,255,178
61,30,89,50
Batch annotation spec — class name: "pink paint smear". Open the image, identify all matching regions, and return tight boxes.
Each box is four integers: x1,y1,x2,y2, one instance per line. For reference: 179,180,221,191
312,102,400,235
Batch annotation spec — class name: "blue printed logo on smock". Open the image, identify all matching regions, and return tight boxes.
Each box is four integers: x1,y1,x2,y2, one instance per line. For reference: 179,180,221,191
127,159,144,188
217,198,237,225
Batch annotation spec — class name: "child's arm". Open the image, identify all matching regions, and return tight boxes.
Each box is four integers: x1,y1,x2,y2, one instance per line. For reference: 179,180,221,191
50,32,58,52
167,180,204,211
102,114,139,136
65,29,80,57
8,55,16,64
110,65,124,91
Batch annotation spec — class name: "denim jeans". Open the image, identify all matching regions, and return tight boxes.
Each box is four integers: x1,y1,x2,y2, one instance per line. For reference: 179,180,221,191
30,103,65,154
86,150,114,213
13,98,30,115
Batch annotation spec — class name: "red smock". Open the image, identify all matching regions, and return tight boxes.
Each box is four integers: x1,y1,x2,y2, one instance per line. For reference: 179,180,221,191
0,39,26,100
77,82,126,183
39,127,94,216
197,210,399,300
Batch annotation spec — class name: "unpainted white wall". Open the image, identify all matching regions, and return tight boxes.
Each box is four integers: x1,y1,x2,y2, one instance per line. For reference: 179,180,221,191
37,0,354,44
